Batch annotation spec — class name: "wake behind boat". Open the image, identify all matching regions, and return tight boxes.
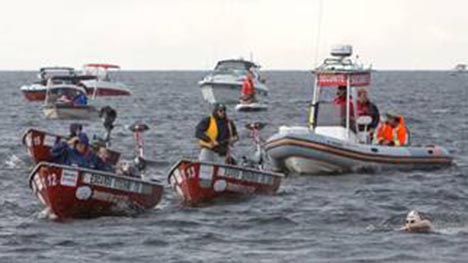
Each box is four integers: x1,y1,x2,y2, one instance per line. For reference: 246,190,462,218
265,45,453,175
199,59,269,104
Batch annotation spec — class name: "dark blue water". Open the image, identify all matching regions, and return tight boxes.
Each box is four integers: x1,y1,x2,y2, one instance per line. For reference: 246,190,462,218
1,71,467,262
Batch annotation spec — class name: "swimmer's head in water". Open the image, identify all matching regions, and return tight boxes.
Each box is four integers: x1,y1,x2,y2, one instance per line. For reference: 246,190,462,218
406,210,422,225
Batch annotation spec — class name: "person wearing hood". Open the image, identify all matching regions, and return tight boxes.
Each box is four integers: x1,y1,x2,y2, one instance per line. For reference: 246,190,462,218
50,132,93,167
195,103,239,164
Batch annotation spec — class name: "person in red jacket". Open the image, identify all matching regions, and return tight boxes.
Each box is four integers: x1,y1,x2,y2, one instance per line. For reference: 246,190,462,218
240,70,257,104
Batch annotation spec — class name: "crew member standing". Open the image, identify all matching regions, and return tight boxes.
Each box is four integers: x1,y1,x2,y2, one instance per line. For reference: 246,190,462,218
240,70,256,103
195,103,239,164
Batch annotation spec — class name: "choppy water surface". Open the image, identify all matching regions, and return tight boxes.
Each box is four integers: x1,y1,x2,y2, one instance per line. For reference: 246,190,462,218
0,71,467,262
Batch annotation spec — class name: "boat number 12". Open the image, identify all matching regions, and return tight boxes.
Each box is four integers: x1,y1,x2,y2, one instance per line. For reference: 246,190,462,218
47,173,58,187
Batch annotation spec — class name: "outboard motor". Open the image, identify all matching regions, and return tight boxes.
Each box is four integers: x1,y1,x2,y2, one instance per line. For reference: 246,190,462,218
129,122,150,171
241,122,267,170
99,106,117,146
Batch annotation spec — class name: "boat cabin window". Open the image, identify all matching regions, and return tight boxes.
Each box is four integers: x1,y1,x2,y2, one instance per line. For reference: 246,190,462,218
215,61,253,71
40,68,76,80
313,87,357,131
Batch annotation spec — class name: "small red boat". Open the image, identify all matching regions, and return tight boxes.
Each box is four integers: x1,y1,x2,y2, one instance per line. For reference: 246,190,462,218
29,162,163,219
22,128,120,165
167,159,283,205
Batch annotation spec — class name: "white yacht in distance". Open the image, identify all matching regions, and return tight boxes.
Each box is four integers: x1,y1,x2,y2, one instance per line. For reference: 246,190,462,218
199,59,269,104
454,64,466,72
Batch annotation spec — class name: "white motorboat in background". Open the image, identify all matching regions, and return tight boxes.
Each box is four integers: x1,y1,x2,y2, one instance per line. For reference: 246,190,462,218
42,76,100,120
20,63,131,102
80,63,131,98
199,59,269,104
20,67,77,101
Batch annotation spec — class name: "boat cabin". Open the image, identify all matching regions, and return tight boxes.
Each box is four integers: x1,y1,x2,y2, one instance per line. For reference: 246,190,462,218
215,59,259,73
309,45,372,143
44,76,94,106
37,67,77,85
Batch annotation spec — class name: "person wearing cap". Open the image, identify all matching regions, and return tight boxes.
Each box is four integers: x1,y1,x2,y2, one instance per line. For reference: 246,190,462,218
356,88,380,132
376,111,408,146
195,103,239,164
240,70,257,104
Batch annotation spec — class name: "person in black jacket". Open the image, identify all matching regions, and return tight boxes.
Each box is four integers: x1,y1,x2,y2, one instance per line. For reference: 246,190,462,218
356,88,380,133
195,103,239,164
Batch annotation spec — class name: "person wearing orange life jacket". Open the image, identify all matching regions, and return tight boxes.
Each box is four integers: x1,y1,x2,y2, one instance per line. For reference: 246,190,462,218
195,103,239,164
376,111,408,146
240,70,257,104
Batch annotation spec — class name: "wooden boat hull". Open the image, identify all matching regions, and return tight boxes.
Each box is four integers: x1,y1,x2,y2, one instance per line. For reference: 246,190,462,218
167,159,283,205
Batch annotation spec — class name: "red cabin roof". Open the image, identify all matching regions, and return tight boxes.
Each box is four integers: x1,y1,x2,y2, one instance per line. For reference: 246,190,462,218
84,63,120,69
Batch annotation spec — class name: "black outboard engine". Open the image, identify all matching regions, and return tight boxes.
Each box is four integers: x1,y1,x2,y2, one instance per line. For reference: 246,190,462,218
99,106,117,146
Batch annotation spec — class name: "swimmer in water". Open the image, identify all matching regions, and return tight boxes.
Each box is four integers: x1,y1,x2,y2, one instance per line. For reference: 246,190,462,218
400,210,433,233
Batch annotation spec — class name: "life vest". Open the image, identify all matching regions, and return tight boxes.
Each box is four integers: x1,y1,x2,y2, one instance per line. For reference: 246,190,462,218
241,78,255,96
198,115,234,149
199,115,218,148
376,116,408,146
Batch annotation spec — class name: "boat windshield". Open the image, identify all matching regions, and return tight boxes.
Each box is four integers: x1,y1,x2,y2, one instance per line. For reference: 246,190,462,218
46,88,86,105
215,61,253,71
313,87,356,130
39,69,76,80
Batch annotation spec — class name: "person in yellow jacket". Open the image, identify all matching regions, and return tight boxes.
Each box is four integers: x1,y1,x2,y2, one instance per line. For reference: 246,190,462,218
195,103,239,164
376,111,408,146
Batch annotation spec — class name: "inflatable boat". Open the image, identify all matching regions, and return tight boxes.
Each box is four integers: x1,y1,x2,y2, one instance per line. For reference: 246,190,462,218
265,45,453,175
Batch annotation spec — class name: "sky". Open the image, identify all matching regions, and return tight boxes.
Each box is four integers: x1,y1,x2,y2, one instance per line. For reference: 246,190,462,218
0,0,467,70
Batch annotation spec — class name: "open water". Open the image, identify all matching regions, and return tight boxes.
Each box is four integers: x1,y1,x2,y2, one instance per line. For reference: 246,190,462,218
0,71,467,262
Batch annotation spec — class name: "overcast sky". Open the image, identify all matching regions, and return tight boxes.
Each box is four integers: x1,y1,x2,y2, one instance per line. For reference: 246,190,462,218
0,0,466,70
